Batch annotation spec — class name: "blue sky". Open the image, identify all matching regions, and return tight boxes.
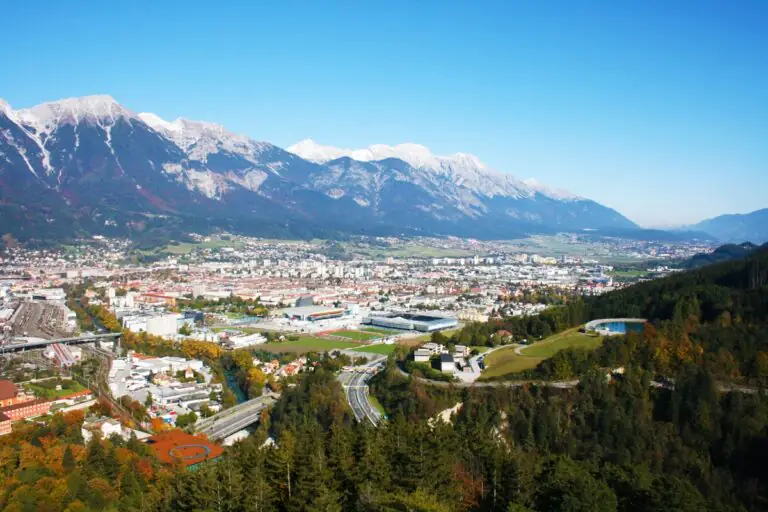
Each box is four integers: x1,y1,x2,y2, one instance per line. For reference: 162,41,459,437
2,0,766,227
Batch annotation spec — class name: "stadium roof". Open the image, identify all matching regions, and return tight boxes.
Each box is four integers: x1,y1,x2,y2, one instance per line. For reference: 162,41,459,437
282,305,345,316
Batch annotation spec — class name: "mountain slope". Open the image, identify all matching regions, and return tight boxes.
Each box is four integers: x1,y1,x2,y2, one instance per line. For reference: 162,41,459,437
683,242,763,269
691,208,768,244
289,140,636,234
1,95,638,242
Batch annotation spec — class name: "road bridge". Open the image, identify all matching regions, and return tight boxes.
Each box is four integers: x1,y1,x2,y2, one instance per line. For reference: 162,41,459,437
195,394,279,440
0,333,122,354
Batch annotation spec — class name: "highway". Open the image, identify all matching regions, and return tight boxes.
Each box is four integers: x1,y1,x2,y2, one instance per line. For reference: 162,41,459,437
195,393,279,440
346,371,382,425
339,354,386,426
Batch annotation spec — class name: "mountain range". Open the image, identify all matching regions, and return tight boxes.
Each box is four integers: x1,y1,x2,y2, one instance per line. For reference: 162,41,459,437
689,208,768,245
1,94,643,243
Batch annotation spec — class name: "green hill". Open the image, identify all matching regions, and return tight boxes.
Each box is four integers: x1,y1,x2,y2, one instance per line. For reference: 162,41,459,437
683,242,761,269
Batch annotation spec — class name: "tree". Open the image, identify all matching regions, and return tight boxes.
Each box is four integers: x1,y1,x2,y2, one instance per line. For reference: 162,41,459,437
431,331,448,345
175,412,198,429
178,322,192,336
247,367,267,398
534,458,618,512
756,351,768,384
641,476,707,512
63,445,76,471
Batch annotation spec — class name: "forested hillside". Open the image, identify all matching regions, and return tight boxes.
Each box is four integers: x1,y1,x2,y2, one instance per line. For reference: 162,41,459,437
538,245,768,384
589,245,768,323
6,361,766,511
683,242,763,269
445,247,768,384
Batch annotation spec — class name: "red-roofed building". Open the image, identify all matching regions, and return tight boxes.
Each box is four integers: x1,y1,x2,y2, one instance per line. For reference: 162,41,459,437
0,399,52,421
0,380,34,408
0,380,18,406
0,412,11,436
59,389,93,401
138,293,177,307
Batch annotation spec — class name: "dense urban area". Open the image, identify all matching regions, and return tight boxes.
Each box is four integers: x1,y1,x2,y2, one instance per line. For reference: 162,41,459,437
4,232,768,511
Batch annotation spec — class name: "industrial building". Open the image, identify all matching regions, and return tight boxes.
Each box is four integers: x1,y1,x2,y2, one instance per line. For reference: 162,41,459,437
121,313,183,337
362,312,458,332
282,305,347,322
45,343,81,368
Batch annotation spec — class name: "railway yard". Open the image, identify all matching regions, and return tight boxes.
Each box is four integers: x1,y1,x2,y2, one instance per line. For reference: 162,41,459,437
8,302,76,339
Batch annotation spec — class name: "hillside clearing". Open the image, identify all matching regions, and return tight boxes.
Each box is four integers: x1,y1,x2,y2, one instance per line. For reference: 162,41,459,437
521,328,603,358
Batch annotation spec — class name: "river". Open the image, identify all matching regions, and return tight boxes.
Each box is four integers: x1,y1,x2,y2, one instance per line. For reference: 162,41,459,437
224,367,248,404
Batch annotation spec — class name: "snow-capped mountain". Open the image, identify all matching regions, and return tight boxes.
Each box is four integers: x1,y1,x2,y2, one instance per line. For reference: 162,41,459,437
0,95,637,242
288,139,581,204
138,113,272,165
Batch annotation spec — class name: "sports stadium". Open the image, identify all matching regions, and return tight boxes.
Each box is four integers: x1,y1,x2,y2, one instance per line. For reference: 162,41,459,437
362,312,457,332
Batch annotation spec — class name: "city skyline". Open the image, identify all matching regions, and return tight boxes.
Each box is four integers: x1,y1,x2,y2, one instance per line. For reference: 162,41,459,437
2,1,766,226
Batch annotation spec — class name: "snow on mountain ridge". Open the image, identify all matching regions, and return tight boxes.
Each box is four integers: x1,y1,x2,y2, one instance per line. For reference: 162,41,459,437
286,139,349,163
138,112,181,133
288,139,444,169
139,112,270,164
17,95,134,133
0,98,13,117
287,139,580,201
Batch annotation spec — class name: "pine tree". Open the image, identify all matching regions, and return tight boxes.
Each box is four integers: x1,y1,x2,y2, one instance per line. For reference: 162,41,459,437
63,445,76,472
289,425,342,512
327,422,357,507
267,429,296,503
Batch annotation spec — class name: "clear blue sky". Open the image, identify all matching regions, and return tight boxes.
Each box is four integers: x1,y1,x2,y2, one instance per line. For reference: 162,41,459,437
2,0,766,227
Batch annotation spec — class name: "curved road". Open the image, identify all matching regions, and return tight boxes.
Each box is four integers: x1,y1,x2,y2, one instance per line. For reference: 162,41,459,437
346,371,382,425
338,354,386,425
395,365,764,395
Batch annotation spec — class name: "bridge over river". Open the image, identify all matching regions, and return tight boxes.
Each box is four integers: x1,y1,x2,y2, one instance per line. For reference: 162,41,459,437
195,393,279,440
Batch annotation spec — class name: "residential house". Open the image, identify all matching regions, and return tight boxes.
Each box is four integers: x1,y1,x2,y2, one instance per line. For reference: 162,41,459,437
440,353,456,373
414,348,431,363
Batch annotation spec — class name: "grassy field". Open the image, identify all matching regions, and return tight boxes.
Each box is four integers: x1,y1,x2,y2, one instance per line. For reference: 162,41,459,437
481,327,604,379
351,344,397,355
152,239,245,256
521,328,603,358
362,327,399,335
164,242,200,255
211,326,265,334
368,395,386,415
260,336,361,354
24,380,85,400
400,328,462,346
343,242,476,259
480,348,545,378
332,330,381,341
